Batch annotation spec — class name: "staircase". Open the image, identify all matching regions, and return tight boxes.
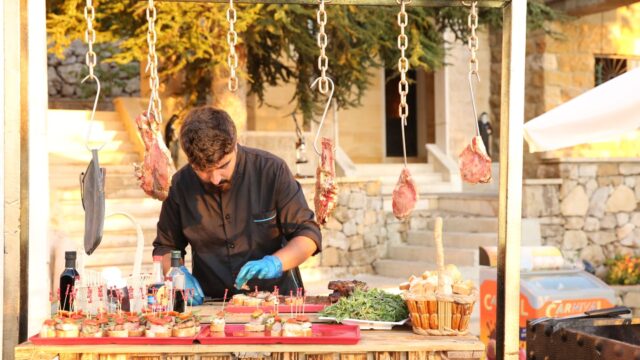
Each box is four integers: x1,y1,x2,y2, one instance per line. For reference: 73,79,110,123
373,194,500,284
48,109,165,276
353,163,459,211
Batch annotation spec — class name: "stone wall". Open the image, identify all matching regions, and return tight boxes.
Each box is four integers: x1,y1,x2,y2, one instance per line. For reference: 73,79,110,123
48,40,140,106
526,159,640,277
298,179,387,282
612,285,640,317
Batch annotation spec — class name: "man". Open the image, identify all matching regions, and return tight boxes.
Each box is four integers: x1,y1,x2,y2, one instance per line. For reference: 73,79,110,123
152,106,322,300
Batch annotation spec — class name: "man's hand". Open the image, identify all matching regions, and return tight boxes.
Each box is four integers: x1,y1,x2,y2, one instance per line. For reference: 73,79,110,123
234,255,283,290
179,265,205,305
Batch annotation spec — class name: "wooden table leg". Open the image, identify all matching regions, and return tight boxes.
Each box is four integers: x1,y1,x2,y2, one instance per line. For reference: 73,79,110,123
307,354,335,360
374,352,401,360
340,353,367,360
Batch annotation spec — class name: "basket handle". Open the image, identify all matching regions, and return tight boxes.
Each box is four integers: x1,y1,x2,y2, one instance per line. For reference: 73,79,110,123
433,217,445,292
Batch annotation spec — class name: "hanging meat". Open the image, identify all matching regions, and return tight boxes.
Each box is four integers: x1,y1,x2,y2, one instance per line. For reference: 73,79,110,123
133,112,176,201
314,137,338,225
392,167,418,220
459,136,492,184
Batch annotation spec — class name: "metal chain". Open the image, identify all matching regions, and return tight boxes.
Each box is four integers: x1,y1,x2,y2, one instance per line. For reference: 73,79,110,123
397,0,411,167
466,1,481,137
227,0,239,92
146,0,162,124
83,0,97,78
82,0,104,151
316,0,329,94
467,0,479,78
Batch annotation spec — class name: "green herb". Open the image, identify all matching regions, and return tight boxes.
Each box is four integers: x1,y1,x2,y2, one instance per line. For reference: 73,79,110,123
320,289,408,322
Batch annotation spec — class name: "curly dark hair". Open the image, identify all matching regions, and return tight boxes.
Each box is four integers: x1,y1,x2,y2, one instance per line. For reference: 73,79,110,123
180,107,237,170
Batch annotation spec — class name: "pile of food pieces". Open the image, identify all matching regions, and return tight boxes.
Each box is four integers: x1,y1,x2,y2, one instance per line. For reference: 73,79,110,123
399,264,476,333
327,280,368,303
39,310,200,338
320,288,408,322
210,289,313,337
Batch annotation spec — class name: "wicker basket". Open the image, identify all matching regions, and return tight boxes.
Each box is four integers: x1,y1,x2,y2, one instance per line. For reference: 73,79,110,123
403,291,476,335
402,217,477,336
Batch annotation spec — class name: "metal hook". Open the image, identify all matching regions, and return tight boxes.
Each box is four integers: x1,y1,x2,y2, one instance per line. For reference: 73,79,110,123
81,74,106,151
310,77,335,157
467,72,481,137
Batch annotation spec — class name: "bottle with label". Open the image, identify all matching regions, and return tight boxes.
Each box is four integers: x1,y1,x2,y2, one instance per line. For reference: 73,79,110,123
166,250,186,313
147,255,168,312
59,251,80,312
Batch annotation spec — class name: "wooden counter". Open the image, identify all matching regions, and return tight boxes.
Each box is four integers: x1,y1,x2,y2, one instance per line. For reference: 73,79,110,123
15,328,484,360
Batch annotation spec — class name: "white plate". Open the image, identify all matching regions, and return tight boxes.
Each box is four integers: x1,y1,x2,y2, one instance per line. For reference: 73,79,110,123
318,317,408,330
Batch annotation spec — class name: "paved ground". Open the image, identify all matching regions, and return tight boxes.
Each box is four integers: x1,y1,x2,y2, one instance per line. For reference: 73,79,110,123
304,274,480,336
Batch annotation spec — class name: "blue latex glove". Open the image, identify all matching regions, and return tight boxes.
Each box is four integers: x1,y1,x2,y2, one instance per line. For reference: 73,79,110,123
179,265,205,305
235,255,283,290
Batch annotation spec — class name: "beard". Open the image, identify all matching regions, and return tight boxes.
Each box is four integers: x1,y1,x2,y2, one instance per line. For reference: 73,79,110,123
214,180,232,192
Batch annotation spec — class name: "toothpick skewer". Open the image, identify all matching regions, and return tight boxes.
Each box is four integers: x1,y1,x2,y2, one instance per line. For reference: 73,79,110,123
222,288,229,312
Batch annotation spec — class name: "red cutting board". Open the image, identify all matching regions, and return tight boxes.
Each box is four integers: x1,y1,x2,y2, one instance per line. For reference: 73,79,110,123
224,304,326,313
29,328,201,345
196,324,360,344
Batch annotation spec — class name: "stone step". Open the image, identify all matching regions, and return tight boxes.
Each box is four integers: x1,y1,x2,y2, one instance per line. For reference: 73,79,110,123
62,229,159,249
407,231,497,248
378,172,443,184
373,259,479,282
434,194,499,216
61,215,158,235
355,163,435,177
82,245,155,268
84,260,194,278
426,216,498,233
387,245,478,267
50,152,140,166
103,197,164,213
57,199,162,224
57,186,150,201
382,197,433,212
51,172,142,191
381,182,459,198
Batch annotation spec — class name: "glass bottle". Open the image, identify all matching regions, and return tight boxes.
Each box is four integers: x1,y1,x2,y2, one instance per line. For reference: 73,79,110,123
59,251,80,311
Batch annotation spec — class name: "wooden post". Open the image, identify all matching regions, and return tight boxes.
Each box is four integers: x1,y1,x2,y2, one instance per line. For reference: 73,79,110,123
3,0,29,357
496,1,527,360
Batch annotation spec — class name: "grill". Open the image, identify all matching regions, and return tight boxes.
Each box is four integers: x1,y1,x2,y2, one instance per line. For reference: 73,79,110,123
526,307,640,360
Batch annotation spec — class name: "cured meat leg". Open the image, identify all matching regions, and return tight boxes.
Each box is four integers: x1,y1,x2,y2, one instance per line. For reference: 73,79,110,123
459,135,492,184
392,167,418,220
314,137,338,225
133,112,176,201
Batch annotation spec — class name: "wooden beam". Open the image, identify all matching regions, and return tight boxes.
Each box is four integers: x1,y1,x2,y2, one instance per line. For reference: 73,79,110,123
3,0,26,357
159,0,507,7
496,0,526,359
546,0,640,16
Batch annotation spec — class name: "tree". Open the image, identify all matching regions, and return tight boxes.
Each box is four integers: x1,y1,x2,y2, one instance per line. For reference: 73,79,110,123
46,0,560,123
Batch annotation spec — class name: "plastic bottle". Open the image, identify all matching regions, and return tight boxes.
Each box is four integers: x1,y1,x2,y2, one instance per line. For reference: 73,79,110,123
166,251,186,313
147,255,168,312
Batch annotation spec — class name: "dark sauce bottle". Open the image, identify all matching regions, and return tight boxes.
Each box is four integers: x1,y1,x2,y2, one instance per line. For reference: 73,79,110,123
59,251,80,311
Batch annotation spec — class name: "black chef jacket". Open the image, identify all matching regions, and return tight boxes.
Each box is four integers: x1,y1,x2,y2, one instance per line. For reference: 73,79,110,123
152,145,322,299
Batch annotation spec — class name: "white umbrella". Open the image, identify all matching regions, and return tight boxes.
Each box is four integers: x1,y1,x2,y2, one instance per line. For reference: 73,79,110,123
524,67,640,153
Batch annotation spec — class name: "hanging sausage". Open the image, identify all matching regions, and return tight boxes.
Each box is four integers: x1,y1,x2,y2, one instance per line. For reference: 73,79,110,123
391,0,418,221
312,0,338,225
133,0,176,201
459,1,492,184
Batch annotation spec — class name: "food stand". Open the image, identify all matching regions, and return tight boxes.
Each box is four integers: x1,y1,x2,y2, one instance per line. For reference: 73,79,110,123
9,0,527,359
